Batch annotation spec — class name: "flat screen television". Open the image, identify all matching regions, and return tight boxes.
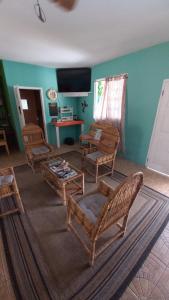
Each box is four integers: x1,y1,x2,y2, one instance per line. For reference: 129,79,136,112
57,68,91,93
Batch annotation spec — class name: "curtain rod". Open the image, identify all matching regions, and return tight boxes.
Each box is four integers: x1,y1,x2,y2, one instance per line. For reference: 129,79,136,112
95,73,128,82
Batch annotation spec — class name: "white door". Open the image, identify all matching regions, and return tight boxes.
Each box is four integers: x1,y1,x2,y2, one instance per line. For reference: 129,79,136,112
13,86,48,141
147,79,169,175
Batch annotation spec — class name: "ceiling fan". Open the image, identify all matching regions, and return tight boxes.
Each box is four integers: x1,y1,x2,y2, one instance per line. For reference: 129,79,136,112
34,0,77,23
50,0,77,11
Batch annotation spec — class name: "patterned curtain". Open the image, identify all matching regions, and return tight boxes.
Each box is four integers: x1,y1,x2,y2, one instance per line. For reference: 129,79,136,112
93,74,127,151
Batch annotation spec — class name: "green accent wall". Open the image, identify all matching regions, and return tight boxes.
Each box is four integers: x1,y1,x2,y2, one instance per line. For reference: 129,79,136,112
2,60,79,150
3,41,169,163
79,41,169,165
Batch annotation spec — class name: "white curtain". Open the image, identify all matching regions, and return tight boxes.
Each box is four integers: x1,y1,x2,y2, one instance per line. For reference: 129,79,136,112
93,75,127,150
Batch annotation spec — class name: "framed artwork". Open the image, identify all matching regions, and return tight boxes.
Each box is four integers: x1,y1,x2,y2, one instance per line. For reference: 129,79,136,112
46,89,57,101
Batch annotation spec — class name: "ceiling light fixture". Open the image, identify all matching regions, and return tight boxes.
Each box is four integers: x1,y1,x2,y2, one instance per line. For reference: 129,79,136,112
34,0,46,23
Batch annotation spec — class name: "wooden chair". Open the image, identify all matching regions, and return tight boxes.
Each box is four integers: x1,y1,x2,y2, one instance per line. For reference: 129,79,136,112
0,167,24,218
67,172,143,266
22,124,55,172
0,129,10,155
82,126,120,183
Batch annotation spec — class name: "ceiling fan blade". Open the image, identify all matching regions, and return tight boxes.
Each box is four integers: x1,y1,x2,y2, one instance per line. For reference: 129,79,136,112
51,0,77,11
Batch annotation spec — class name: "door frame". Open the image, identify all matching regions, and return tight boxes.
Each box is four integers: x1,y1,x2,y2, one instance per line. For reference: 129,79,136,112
146,79,169,170
14,85,48,142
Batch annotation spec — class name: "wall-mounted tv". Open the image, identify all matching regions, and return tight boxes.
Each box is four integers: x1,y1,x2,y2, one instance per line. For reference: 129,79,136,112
57,68,91,93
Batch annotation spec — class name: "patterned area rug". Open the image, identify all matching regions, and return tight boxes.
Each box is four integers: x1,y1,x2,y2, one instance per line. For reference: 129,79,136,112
1,151,169,300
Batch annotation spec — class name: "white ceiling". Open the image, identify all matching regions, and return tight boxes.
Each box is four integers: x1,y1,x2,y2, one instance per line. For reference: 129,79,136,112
0,0,169,68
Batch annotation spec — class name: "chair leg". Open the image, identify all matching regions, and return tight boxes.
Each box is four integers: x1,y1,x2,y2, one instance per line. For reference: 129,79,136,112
81,155,85,170
5,143,10,155
120,215,128,236
95,164,99,183
90,240,96,266
15,192,25,214
12,176,25,214
67,206,72,230
29,161,35,173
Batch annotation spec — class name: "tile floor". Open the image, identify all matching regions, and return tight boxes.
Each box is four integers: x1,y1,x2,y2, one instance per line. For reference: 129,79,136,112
1,145,169,299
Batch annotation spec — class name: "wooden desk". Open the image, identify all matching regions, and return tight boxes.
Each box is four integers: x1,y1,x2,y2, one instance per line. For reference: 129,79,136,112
51,120,84,148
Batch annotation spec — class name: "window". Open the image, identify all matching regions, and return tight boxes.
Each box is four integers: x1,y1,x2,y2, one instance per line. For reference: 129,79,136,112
93,74,127,150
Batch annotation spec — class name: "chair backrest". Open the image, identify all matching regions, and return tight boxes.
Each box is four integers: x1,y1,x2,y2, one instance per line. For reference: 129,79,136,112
88,122,120,153
96,172,143,234
22,124,45,147
98,126,120,154
89,121,114,137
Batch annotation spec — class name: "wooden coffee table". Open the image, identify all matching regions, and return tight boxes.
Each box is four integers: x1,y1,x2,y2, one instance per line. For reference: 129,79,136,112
41,157,84,205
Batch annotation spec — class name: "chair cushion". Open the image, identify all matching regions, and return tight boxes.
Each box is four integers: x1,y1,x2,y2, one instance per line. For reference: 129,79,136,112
79,192,107,224
86,151,105,162
32,146,49,155
0,175,14,186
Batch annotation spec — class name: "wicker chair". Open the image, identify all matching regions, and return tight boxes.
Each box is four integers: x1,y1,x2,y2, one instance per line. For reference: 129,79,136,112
0,167,24,218
80,121,114,147
22,124,55,172
0,129,10,155
67,172,143,266
82,126,120,183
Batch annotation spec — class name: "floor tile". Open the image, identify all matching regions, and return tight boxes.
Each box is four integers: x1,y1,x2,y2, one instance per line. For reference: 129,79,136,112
135,253,166,284
129,275,169,299
152,234,169,266
0,282,15,300
158,265,169,294
120,287,138,300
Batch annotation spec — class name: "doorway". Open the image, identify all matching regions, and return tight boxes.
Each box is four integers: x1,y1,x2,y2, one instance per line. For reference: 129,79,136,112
146,79,169,175
14,86,48,141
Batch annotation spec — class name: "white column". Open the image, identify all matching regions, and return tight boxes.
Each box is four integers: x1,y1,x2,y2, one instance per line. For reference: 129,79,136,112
56,126,60,148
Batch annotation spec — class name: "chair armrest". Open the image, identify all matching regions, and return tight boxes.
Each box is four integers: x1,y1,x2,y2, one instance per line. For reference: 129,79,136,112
45,143,54,151
80,134,93,141
0,166,13,176
67,193,85,217
67,190,99,208
98,180,115,197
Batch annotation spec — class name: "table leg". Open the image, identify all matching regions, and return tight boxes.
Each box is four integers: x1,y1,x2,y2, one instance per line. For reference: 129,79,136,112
62,183,66,206
82,173,84,194
81,123,84,134
56,126,60,148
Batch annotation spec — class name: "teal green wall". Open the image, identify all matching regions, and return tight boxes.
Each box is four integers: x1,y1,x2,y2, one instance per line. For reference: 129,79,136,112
3,41,169,163
2,60,79,150
79,41,169,165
